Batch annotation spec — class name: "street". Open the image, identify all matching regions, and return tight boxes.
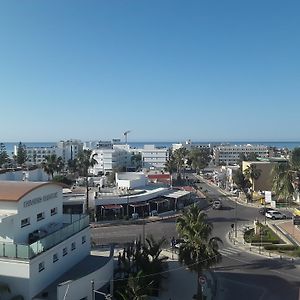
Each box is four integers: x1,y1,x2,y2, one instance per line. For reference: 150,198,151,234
91,176,300,300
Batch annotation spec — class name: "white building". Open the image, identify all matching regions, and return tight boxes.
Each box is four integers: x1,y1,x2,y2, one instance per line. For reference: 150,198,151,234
56,139,83,162
141,145,169,170
116,172,148,190
213,144,269,165
90,144,131,175
0,181,113,300
14,140,83,166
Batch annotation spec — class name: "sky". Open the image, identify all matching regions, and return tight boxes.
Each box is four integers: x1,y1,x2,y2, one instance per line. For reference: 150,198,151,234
0,0,299,142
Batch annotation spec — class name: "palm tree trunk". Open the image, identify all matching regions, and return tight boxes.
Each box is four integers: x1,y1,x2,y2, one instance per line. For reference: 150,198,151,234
86,175,89,213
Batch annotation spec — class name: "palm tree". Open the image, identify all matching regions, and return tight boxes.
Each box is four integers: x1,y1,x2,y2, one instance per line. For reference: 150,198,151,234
76,150,97,212
244,164,262,192
272,163,294,207
173,148,188,181
118,271,151,300
176,205,222,300
42,154,63,180
164,155,176,188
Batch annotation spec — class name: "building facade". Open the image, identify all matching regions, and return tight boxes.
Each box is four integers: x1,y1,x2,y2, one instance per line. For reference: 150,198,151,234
213,144,269,165
0,181,98,300
141,145,169,170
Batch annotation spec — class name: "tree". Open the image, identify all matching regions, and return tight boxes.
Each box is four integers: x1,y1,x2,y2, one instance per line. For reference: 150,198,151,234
246,152,258,161
42,154,63,180
173,148,188,181
290,147,300,171
176,205,222,300
164,155,176,188
15,142,27,166
76,150,97,212
188,148,210,174
0,143,9,168
118,271,151,300
244,164,262,192
233,169,251,195
131,153,142,171
272,163,294,206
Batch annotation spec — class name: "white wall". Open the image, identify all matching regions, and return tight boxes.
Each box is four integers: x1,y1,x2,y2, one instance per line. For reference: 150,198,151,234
29,228,91,299
0,259,30,300
57,250,113,300
15,184,63,244
0,169,49,182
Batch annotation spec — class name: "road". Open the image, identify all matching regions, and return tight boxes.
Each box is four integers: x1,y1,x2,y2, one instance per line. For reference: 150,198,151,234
91,175,300,300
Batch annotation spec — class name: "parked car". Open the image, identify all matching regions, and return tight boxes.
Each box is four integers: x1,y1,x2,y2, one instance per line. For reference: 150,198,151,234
212,200,222,210
265,210,287,220
259,207,273,215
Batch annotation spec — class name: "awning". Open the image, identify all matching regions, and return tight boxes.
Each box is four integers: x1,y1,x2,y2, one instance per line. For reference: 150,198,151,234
164,190,191,199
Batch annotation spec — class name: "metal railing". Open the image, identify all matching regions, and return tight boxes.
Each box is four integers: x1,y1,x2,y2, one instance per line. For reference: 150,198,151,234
0,215,89,259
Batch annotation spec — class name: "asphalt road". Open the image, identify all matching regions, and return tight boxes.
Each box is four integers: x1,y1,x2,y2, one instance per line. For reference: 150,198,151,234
91,175,300,300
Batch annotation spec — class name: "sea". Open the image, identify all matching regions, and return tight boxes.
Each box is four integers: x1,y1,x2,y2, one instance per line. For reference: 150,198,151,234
3,141,300,156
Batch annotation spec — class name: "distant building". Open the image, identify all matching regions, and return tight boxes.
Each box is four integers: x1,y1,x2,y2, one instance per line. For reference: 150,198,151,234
56,139,83,162
213,144,269,165
141,145,169,170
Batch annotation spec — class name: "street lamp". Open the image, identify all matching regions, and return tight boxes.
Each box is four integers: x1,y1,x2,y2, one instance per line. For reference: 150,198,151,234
235,199,238,238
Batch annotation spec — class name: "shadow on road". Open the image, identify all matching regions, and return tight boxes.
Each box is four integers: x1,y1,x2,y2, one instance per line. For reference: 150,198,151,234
216,271,299,300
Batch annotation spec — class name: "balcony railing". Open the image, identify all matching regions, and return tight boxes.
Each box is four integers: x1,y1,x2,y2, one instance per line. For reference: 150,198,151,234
0,214,89,260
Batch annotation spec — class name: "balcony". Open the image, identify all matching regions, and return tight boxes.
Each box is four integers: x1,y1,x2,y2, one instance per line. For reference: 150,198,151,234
0,214,89,260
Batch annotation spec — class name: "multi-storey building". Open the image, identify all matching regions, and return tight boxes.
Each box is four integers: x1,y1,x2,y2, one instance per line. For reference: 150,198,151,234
90,144,131,175
213,144,269,165
0,181,113,300
141,145,169,170
56,139,83,162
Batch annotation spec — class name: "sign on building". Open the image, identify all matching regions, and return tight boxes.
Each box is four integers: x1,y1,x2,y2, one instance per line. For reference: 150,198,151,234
265,191,272,204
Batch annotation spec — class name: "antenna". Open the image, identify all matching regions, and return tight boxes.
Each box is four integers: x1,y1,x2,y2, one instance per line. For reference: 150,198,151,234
124,130,131,144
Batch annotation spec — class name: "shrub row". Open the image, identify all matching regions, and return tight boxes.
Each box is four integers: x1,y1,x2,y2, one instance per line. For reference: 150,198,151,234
264,244,297,251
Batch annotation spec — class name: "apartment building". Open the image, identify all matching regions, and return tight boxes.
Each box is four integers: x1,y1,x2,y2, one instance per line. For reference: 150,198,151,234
213,144,269,165
141,145,169,170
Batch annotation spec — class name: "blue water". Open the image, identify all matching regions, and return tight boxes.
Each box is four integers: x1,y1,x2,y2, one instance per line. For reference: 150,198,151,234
3,141,300,156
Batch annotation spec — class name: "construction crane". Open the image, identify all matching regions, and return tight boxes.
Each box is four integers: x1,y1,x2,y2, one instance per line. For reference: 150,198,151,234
124,130,131,144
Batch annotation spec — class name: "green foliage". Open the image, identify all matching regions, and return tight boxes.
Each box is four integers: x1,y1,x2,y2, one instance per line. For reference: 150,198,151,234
131,153,142,170
16,142,27,166
244,164,262,191
290,147,300,170
264,244,296,251
42,154,64,179
176,204,222,299
52,175,74,186
272,163,294,203
0,143,9,167
233,169,251,192
188,148,210,173
244,226,282,244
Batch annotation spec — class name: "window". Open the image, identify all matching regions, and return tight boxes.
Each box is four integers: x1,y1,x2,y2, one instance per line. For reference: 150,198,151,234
53,253,59,263
39,262,45,272
71,242,76,251
21,217,30,228
63,247,68,256
51,207,58,216
37,212,45,221
82,236,86,244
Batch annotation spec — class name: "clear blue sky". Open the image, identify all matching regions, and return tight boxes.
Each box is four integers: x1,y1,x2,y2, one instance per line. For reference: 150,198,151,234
0,0,299,142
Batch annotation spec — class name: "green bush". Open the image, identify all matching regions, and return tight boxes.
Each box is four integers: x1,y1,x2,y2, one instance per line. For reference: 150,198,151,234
264,244,297,251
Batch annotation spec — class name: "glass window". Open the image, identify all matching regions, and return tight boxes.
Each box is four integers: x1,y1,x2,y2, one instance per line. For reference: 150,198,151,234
53,253,59,263
51,207,58,216
63,247,68,256
39,262,45,272
37,212,45,221
21,218,30,228
71,242,76,251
